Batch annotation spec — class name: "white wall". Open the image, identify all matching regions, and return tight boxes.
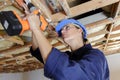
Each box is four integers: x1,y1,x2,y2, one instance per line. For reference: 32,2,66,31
0,73,23,80
106,53,120,80
0,69,49,80
23,69,49,80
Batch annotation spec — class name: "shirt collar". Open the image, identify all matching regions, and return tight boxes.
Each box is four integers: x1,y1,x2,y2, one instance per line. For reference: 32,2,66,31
70,44,93,60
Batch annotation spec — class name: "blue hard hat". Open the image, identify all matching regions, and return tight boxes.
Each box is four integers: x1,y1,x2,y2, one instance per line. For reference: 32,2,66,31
55,19,87,39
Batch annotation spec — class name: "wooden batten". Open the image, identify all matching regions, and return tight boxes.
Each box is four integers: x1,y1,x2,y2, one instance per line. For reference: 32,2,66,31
109,33,120,39
52,0,119,21
88,30,108,38
104,48,120,55
112,25,120,31
5,36,24,45
0,43,31,54
108,40,120,45
58,0,71,16
91,37,106,43
110,1,120,18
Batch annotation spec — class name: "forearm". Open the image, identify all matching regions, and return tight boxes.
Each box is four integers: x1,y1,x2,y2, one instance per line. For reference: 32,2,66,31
32,29,52,63
32,32,38,50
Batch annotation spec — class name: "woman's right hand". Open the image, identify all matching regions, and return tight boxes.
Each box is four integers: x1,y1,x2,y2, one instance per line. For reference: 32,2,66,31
27,13,41,31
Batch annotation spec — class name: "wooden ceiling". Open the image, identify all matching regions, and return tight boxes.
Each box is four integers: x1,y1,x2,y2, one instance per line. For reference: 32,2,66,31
0,0,120,73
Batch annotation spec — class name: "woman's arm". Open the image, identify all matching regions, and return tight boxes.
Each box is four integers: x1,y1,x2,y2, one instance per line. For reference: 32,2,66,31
32,32,38,50
27,14,52,63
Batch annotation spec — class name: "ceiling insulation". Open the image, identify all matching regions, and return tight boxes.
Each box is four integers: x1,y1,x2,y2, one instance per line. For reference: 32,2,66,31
0,0,120,73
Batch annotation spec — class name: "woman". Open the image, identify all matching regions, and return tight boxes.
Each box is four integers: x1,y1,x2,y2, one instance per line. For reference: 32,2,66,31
28,14,109,80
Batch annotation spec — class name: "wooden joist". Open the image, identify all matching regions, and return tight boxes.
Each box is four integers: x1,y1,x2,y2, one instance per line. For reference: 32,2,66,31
112,25,120,31
88,30,108,38
0,42,31,54
110,1,120,18
109,33,120,39
108,40,120,45
58,0,71,16
52,0,119,21
91,37,106,43
104,48,120,55
85,18,112,28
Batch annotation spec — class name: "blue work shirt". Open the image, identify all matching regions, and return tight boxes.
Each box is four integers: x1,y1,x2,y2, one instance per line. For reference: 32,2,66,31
30,44,109,80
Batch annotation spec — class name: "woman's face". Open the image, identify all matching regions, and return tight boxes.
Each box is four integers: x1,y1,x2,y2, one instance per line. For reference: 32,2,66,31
61,24,83,42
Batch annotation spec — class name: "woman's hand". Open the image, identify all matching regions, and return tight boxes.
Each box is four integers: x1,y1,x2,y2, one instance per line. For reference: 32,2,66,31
27,14,41,31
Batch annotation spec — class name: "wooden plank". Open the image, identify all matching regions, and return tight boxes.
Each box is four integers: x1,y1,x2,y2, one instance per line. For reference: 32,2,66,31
6,36,24,45
104,48,120,55
85,18,112,28
46,0,62,13
12,51,30,57
112,25,120,31
107,44,120,48
91,37,106,43
0,42,31,54
109,33,120,38
0,57,11,61
52,0,119,21
93,44,104,49
0,31,24,45
110,2,120,18
0,0,13,10
0,61,5,64
58,0,71,16
88,30,108,38
108,40,120,45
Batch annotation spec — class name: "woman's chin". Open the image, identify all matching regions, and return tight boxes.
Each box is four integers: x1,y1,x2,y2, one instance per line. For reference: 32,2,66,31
63,36,73,42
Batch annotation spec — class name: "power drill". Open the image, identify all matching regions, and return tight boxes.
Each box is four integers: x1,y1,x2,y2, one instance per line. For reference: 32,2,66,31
0,2,48,36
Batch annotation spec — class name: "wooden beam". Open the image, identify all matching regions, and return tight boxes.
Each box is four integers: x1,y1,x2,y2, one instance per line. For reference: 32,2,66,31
91,37,106,43
17,58,36,64
112,25,120,31
107,44,120,48
12,51,30,57
110,1,120,18
0,61,5,65
51,0,119,21
12,2,24,12
6,36,24,45
0,42,31,54
5,59,16,64
0,31,24,45
0,57,11,61
108,40,120,45
92,44,104,49
109,33,120,39
58,0,71,16
104,48,120,55
88,30,108,38
85,18,112,28
0,0,13,10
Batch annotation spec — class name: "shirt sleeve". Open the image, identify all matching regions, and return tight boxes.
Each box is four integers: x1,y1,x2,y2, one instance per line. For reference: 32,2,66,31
30,47,44,64
44,48,109,80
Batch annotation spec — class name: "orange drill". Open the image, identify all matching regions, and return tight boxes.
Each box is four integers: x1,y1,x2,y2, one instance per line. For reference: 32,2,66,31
0,2,48,36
